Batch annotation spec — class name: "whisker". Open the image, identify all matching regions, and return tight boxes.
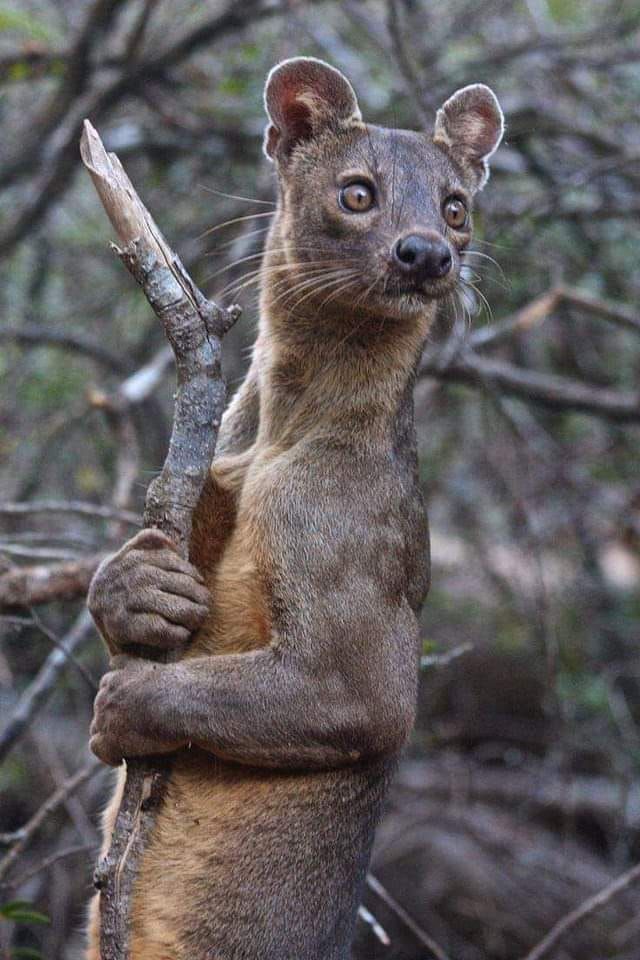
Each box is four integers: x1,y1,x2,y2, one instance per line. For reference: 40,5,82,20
456,288,472,332
281,267,354,298
469,238,509,251
205,250,274,282
390,133,399,226
282,269,358,314
462,248,508,286
353,274,379,311
204,246,333,282
462,250,501,267
323,276,362,308
196,211,275,242
204,225,272,255
279,270,359,313
303,275,361,316
198,185,276,206
458,281,477,323
443,292,456,330
216,269,294,300
220,253,361,283
216,259,355,294
463,268,482,283
220,271,317,301
270,270,344,306
220,262,354,301
461,278,493,323
332,282,381,349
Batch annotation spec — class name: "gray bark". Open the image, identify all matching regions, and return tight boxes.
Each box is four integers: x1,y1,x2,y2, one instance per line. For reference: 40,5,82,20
80,120,239,960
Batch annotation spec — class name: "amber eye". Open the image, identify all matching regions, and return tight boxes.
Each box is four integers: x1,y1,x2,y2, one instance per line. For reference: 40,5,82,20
339,182,375,213
443,196,468,229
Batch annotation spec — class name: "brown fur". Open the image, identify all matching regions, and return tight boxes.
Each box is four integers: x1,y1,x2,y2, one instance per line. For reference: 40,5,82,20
86,58,502,960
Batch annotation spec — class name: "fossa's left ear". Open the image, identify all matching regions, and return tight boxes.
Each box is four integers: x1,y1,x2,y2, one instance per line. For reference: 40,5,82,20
434,84,504,191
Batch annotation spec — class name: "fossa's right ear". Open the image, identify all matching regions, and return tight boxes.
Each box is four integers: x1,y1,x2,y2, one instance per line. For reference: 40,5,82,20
263,57,361,164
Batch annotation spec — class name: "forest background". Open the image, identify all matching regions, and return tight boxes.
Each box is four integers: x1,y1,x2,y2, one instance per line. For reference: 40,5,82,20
1,1,639,957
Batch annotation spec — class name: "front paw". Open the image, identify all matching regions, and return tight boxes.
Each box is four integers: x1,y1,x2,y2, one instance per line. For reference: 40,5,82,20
89,657,182,766
88,528,211,652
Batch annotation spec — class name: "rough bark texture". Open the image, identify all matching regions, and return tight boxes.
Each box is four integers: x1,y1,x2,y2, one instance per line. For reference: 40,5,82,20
79,120,238,960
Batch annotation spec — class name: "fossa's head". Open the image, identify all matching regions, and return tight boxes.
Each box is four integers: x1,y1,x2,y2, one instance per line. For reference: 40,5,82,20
263,57,503,322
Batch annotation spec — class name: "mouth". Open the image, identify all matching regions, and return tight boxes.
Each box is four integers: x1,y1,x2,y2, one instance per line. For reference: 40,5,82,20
298,269,456,318
383,273,457,303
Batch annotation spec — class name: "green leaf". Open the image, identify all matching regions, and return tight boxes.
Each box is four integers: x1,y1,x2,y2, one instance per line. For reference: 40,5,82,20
13,949,44,960
0,900,50,925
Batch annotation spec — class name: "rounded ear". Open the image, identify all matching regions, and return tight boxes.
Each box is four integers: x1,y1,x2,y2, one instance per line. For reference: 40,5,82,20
433,84,504,191
263,57,362,164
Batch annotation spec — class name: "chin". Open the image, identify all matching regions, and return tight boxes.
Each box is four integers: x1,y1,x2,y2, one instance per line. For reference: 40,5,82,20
330,274,456,323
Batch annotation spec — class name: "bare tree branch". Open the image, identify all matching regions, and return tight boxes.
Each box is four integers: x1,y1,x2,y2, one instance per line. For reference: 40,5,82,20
556,286,640,336
366,873,452,960
421,642,473,669
4,843,92,891
0,0,128,191
0,47,64,84
0,757,101,886
357,904,390,946
521,861,640,960
0,544,82,561
80,119,238,959
386,0,434,122
470,290,564,349
0,323,130,373
471,285,640,349
420,351,640,422
0,500,140,525
88,346,173,412
0,555,103,609
0,0,282,258
0,609,95,764
0,843,91,890
27,607,98,691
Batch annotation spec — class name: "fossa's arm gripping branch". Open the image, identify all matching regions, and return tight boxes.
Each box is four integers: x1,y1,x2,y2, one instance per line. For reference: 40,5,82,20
90,458,419,770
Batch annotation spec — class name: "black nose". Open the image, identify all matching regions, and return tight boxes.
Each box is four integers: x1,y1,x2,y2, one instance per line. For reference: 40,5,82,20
393,234,452,280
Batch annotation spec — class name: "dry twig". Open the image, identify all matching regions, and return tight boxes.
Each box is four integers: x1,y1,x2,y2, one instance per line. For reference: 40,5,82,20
5,843,92,891
0,555,103,609
0,757,101,886
0,609,95,764
421,642,473,669
366,873,452,960
471,285,640,349
521,861,640,960
421,350,640,422
0,500,140,526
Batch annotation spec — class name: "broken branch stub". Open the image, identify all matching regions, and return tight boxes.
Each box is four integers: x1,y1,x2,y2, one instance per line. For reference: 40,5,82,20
80,119,239,959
